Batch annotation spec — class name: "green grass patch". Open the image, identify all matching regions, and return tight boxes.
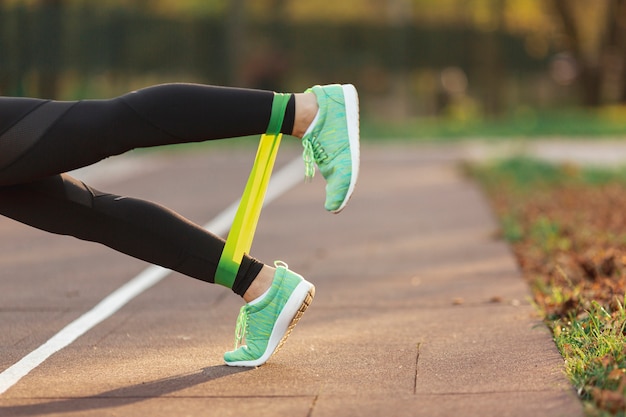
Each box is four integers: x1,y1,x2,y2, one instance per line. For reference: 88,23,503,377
468,156,626,192
362,107,626,141
470,156,626,416
554,301,626,416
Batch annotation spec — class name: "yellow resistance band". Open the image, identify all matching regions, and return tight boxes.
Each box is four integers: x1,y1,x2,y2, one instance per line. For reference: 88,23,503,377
214,92,291,288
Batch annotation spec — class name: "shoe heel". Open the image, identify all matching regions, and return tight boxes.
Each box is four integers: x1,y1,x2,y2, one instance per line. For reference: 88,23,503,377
275,285,315,354
331,84,360,214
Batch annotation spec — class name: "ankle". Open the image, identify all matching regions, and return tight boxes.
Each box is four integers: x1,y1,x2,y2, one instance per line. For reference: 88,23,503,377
292,92,319,138
243,265,275,303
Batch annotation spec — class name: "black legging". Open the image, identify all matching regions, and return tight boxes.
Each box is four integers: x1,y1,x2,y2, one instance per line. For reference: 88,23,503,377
0,83,296,297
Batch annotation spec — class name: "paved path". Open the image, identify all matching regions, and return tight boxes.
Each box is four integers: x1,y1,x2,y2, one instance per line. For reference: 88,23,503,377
0,143,583,416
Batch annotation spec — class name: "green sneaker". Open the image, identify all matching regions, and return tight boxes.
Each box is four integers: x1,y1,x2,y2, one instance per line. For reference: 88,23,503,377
302,84,360,213
224,262,315,367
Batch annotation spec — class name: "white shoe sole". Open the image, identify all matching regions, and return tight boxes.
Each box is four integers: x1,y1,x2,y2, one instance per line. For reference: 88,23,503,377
331,84,360,214
224,281,315,367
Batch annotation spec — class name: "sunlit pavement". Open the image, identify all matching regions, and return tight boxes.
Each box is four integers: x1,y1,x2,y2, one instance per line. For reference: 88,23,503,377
0,142,584,417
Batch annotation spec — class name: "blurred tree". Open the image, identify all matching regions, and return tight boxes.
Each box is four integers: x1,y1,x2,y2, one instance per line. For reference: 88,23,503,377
241,0,289,90
473,0,506,117
225,0,246,85
0,0,5,94
551,0,626,106
3,1,33,96
36,0,64,98
8,0,618,112
607,0,626,102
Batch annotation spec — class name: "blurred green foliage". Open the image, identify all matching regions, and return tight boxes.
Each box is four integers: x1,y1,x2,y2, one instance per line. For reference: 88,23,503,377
2,0,626,136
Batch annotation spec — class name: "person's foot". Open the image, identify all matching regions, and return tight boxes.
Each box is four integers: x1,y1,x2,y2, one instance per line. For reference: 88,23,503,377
224,262,315,367
302,84,360,213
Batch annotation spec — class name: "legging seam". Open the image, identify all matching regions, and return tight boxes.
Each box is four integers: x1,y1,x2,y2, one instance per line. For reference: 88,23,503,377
0,100,48,137
0,101,78,181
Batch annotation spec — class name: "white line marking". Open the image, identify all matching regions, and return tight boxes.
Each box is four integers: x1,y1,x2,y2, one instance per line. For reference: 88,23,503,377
0,156,305,396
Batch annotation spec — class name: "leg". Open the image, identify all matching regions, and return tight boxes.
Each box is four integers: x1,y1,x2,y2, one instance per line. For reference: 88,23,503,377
0,174,316,367
0,174,263,297
0,83,358,213
0,84,297,186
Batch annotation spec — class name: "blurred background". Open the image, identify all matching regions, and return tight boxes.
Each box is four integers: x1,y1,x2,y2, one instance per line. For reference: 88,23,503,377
2,0,626,138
